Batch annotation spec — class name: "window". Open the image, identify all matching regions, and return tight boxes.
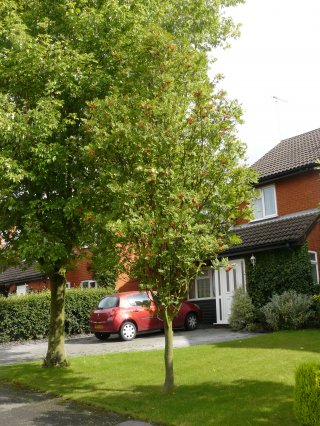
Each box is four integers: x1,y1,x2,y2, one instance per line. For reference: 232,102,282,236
16,284,27,296
252,185,277,220
309,251,319,284
127,293,151,307
189,269,215,300
98,296,119,309
80,280,97,289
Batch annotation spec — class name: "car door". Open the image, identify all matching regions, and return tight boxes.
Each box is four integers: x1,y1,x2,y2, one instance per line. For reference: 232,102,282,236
172,302,186,327
126,293,162,331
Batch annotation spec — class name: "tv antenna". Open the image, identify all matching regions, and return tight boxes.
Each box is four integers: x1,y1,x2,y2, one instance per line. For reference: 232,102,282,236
272,95,288,103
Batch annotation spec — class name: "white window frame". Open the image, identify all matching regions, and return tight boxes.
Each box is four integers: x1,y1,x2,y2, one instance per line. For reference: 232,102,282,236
80,280,97,289
309,251,319,284
252,184,278,221
16,284,28,296
188,269,215,301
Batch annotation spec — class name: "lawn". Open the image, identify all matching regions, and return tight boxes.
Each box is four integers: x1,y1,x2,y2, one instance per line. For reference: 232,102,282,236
1,329,319,425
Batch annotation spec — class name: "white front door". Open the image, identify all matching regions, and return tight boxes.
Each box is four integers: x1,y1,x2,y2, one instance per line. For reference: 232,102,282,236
215,259,246,324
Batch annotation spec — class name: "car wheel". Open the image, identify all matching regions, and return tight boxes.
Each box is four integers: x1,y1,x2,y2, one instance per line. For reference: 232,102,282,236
94,332,111,341
184,313,199,331
119,321,137,341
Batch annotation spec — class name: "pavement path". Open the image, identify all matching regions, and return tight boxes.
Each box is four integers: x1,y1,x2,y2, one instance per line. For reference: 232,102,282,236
0,383,153,426
0,327,259,425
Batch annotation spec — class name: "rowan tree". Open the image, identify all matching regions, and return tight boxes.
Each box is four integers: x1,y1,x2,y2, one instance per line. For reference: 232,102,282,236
85,28,255,391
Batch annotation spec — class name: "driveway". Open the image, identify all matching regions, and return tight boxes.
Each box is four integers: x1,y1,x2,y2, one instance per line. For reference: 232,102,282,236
0,327,258,365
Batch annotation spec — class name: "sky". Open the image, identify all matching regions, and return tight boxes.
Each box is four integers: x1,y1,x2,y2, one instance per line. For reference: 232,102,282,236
211,0,320,164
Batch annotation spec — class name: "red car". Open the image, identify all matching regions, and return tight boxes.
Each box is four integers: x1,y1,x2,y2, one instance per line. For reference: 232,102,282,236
90,291,202,341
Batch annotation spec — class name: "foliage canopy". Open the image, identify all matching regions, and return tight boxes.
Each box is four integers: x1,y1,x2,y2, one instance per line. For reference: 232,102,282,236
0,0,250,374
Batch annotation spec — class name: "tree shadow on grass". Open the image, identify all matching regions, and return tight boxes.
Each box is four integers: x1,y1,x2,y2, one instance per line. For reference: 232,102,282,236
0,363,298,425
212,329,320,354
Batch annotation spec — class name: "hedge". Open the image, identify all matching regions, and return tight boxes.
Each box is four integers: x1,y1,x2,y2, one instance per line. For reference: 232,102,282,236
0,288,111,343
294,362,320,425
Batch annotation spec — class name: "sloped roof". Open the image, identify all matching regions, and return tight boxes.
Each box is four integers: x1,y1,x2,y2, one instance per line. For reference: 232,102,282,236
0,265,45,286
252,128,320,182
225,209,319,255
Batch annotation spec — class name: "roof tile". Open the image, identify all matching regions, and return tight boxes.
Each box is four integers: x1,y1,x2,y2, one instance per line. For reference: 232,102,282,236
252,128,320,181
226,210,319,254
0,265,45,285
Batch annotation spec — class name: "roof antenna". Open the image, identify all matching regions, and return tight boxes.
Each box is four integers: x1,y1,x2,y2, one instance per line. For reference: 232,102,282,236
272,96,288,140
272,95,288,103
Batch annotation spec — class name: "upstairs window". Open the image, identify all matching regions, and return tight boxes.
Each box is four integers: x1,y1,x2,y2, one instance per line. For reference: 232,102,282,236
252,185,277,220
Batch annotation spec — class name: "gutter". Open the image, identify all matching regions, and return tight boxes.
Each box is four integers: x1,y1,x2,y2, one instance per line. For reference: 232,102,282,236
256,164,317,185
221,241,299,258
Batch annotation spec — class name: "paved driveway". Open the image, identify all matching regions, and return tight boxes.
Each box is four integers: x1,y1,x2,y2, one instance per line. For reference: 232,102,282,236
0,327,258,365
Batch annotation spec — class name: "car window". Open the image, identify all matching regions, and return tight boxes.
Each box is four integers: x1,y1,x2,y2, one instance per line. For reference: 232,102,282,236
98,296,119,309
126,293,151,307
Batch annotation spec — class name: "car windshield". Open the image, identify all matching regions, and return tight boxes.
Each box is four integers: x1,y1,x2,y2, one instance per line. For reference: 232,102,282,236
98,296,119,309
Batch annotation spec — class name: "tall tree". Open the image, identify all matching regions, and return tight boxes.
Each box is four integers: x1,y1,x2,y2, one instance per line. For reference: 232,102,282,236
85,28,255,391
0,0,245,367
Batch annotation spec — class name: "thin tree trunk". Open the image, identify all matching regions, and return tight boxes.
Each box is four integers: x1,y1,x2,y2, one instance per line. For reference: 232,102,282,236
43,269,68,367
162,315,174,392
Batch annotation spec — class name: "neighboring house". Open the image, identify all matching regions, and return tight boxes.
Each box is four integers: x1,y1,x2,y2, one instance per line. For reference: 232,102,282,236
0,257,95,296
188,128,320,324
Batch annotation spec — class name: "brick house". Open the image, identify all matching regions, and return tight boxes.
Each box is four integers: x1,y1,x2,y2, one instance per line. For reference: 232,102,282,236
0,257,95,296
1,129,319,324
188,128,320,324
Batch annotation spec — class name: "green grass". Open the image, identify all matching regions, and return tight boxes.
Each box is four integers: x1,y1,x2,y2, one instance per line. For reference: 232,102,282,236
1,330,320,425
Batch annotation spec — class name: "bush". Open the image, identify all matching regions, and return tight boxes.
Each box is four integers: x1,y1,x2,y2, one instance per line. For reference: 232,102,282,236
229,288,256,331
294,362,320,426
0,288,110,343
261,290,313,331
309,295,320,328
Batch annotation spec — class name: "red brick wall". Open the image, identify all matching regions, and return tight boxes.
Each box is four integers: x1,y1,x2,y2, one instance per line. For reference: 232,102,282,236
276,171,320,216
66,257,94,287
4,279,49,294
115,272,139,292
27,279,50,292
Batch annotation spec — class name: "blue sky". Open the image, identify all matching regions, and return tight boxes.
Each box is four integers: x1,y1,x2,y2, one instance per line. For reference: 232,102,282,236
211,0,320,164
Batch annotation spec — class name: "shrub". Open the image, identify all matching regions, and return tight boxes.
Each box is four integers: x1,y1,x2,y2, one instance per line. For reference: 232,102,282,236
229,288,256,331
261,290,313,331
294,362,320,426
309,295,320,328
0,288,110,343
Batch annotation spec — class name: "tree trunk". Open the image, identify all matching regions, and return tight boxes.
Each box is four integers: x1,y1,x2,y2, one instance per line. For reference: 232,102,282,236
162,315,174,392
43,270,68,367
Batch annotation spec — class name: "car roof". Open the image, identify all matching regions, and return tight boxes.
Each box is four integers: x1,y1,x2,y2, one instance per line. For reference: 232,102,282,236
108,291,146,297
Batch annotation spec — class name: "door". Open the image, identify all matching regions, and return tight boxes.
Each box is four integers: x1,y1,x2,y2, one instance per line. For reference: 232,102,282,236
215,259,246,324
126,293,163,331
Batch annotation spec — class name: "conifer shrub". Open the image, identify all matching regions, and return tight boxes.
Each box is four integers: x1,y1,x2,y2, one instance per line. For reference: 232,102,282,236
294,362,320,426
